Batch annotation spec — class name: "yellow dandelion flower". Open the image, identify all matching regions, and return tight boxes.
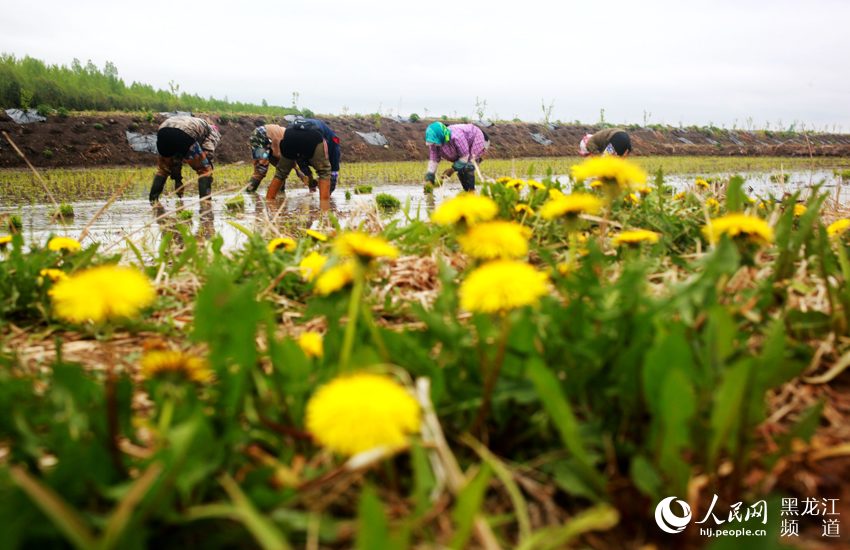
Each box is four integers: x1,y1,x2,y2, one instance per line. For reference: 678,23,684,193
589,180,603,189
297,331,324,359
299,251,328,282
457,221,531,260
496,176,512,184
460,260,549,313
612,229,660,246
47,236,81,252
527,179,545,190
38,268,68,283
504,178,526,190
556,262,572,276
623,192,641,205
267,237,296,253
514,204,535,216
140,350,213,383
540,192,603,220
695,178,710,189
314,261,356,295
673,191,687,200
0,235,13,248
636,184,653,196
793,204,807,217
306,372,421,456
706,197,720,211
431,193,498,226
333,231,399,260
49,265,156,323
827,219,850,238
702,213,774,246
305,229,329,242
571,156,647,190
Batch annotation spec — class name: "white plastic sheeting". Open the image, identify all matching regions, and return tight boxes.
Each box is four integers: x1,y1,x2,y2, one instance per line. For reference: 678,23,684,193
125,131,158,154
5,109,46,124
355,131,389,147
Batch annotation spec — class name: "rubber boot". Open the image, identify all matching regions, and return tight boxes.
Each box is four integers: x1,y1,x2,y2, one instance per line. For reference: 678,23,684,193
149,174,167,204
174,178,184,198
318,178,331,200
266,177,285,200
246,177,261,193
458,168,476,192
198,176,213,200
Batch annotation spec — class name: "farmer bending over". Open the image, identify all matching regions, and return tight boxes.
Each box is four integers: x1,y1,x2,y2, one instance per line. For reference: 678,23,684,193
252,122,332,200
424,122,489,191
579,128,632,157
247,119,341,196
149,115,221,204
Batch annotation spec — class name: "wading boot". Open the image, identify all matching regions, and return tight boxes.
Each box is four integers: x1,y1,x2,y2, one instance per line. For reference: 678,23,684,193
318,178,331,200
149,174,167,204
246,177,261,193
198,176,213,200
458,167,476,192
174,178,184,198
266,177,285,200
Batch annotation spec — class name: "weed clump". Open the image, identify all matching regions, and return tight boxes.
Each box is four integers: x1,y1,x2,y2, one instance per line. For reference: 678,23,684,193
375,193,401,211
354,185,373,195
50,203,74,221
224,194,245,212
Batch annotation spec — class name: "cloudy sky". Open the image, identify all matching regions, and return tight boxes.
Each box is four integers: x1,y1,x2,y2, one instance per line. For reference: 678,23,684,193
2,0,848,129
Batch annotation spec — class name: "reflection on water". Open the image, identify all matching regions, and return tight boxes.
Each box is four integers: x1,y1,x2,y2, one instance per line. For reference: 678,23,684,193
2,169,848,253
0,182,450,253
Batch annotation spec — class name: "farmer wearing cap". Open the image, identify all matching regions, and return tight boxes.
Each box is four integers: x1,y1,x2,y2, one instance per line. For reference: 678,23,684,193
579,128,632,157
149,115,221,203
248,121,333,200
424,122,489,191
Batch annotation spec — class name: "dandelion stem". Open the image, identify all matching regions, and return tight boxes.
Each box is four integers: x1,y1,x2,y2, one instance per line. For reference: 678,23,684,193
471,314,512,436
159,397,175,434
340,263,366,372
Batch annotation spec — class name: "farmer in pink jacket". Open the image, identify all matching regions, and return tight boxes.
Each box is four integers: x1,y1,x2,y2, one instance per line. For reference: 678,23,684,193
424,122,489,191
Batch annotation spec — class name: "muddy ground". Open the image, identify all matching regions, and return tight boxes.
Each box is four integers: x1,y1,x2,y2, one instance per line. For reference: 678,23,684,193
2,112,850,169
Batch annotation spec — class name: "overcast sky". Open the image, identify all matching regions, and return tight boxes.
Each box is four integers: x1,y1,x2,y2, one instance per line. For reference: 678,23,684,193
2,0,848,129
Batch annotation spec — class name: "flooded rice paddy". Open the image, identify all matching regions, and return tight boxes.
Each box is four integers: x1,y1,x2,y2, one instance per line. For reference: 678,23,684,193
2,166,849,253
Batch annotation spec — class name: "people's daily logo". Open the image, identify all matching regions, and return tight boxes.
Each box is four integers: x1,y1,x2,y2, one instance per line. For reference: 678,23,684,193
655,497,692,534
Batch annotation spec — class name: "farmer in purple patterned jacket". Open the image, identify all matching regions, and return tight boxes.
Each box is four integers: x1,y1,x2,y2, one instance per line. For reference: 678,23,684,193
424,122,489,191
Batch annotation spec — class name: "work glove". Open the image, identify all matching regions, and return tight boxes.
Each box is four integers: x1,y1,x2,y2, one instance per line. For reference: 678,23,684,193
330,171,339,192
425,172,436,184
452,160,473,173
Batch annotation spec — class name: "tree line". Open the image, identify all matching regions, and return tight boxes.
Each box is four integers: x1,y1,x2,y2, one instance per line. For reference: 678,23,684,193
0,54,300,116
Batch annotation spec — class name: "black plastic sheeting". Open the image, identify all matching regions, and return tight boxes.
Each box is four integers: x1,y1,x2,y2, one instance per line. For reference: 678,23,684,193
5,109,46,124
530,132,553,146
355,131,389,147
126,131,158,154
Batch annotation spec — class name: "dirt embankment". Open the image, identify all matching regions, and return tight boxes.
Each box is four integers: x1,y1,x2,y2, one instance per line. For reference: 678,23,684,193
2,112,850,169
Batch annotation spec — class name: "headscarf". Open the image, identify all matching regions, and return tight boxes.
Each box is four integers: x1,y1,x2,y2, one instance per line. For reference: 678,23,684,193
579,133,592,157
425,121,451,145
250,126,271,160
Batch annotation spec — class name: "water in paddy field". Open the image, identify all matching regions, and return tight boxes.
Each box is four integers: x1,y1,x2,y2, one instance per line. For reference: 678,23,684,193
1,169,848,253
0,182,448,253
